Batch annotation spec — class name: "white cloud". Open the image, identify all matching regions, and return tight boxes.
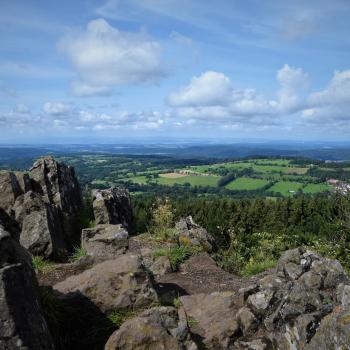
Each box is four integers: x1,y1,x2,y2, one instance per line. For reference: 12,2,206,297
310,70,350,106
59,19,165,96
43,102,71,116
276,64,309,112
168,71,233,107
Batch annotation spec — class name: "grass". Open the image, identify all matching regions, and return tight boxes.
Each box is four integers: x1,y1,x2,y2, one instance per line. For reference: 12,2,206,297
241,259,277,276
32,256,54,273
269,181,304,196
225,177,270,190
69,246,87,263
303,183,332,194
108,309,133,328
153,246,195,270
157,175,219,187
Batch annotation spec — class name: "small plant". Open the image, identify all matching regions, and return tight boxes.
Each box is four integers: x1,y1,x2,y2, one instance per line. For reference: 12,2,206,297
173,297,181,309
32,256,54,273
153,246,194,270
187,316,199,327
149,200,176,241
241,258,277,277
69,246,87,263
108,309,132,328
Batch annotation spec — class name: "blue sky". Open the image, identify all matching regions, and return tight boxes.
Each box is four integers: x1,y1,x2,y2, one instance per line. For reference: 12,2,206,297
1,0,350,143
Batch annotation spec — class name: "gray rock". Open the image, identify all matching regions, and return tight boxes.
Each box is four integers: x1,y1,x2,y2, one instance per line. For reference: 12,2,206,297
54,254,158,313
148,255,172,276
29,156,83,242
92,187,132,230
0,225,54,349
176,216,215,252
0,171,22,215
14,191,67,259
337,283,350,307
105,306,189,350
82,224,129,261
237,306,258,334
247,290,274,317
180,292,240,348
306,305,350,350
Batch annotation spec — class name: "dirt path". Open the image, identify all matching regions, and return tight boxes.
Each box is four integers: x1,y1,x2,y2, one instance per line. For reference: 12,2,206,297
156,253,274,295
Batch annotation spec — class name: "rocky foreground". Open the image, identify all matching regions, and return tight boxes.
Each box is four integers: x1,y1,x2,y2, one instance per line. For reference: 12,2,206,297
1,157,350,349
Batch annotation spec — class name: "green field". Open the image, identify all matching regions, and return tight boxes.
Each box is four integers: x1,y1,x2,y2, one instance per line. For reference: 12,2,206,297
303,183,332,193
269,181,304,196
157,175,219,187
225,177,270,190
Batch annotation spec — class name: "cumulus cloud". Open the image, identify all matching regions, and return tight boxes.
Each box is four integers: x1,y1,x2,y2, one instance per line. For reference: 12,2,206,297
59,19,165,96
277,64,309,112
167,65,312,127
43,102,71,116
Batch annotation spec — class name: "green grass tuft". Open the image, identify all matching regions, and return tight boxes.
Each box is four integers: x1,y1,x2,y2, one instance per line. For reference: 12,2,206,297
153,246,195,270
32,256,54,273
69,246,87,263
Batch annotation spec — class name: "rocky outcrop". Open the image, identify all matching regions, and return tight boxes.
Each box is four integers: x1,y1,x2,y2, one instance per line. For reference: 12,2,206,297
0,224,55,349
0,156,83,259
175,216,215,252
81,224,129,261
29,156,83,243
107,248,350,349
105,306,196,350
0,171,23,215
92,187,132,230
54,254,157,313
14,191,66,259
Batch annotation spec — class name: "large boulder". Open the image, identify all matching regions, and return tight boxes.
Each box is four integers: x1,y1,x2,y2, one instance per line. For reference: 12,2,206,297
105,306,194,350
180,292,240,349
175,216,215,252
13,191,67,259
92,187,132,230
0,225,55,349
53,254,157,313
0,171,22,215
29,156,83,242
81,224,129,261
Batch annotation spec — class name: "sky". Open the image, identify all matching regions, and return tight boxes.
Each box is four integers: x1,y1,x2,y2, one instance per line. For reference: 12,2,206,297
1,0,350,143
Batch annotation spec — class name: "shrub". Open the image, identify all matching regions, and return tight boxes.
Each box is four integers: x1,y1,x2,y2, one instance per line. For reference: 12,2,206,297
149,200,176,240
108,309,133,328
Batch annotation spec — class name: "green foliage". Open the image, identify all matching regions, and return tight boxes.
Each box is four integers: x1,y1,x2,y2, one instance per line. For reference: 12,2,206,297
32,256,54,273
241,259,277,276
69,246,87,263
173,297,181,309
108,309,133,328
153,246,195,270
149,200,177,240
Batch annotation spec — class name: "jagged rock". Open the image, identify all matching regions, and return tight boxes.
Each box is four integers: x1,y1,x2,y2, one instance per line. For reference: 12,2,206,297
337,283,350,307
81,224,129,261
0,225,54,349
306,305,350,350
180,292,240,348
14,171,32,193
0,171,22,215
139,248,173,276
13,191,66,259
247,290,274,317
0,225,32,268
29,156,83,242
105,306,193,350
237,306,258,334
54,254,157,313
175,216,215,252
92,187,132,230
